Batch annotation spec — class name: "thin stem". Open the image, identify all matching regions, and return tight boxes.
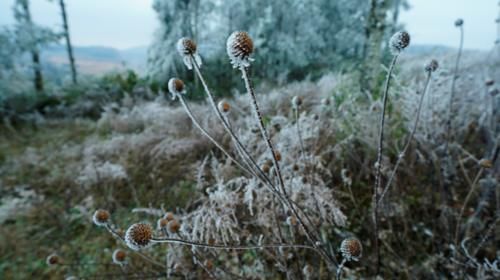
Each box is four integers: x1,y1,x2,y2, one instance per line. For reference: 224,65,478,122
454,167,484,245
178,94,252,176
151,237,322,255
295,107,306,160
444,25,464,151
336,258,347,280
239,66,335,266
378,71,433,204
373,53,399,274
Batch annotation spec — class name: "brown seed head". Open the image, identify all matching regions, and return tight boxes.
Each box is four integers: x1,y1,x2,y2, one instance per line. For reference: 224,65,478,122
93,209,110,227
168,78,186,96
479,159,493,169
340,237,362,261
46,254,60,266
227,31,254,68
177,38,197,55
167,219,181,234
292,96,303,108
164,212,175,221
389,31,411,54
261,164,271,173
157,218,168,229
275,151,282,161
204,259,214,270
112,249,127,264
425,59,439,73
218,101,231,113
125,223,153,250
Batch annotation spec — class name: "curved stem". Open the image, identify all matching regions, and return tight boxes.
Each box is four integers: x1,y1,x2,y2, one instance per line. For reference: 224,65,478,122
373,53,399,274
444,26,464,151
336,258,347,280
378,71,433,204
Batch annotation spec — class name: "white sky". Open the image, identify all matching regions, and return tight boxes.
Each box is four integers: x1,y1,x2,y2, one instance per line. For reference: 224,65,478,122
0,0,498,50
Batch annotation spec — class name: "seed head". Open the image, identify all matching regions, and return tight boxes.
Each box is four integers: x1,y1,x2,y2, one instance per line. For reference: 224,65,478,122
176,37,202,70
275,151,282,161
204,259,214,270
489,88,499,96
157,218,168,230
479,159,493,169
164,212,175,221
226,31,254,68
292,96,303,108
340,237,362,261
425,59,439,73
455,18,464,27
125,223,153,251
93,209,110,227
389,31,410,55
167,219,181,234
168,78,186,98
112,249,127,265
286,216,297,226
261,163,271,173
321,98,331,106
485,79,495,87
46,253,60,266
218,101,231,113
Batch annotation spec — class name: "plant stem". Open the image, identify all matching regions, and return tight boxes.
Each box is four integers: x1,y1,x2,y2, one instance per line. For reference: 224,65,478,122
378,71,433,204
373,53,399,274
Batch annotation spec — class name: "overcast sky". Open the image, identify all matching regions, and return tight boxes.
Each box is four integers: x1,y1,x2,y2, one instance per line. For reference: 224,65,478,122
0,0,498,50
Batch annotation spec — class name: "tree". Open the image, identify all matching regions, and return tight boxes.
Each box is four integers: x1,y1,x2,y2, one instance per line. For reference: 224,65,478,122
54,0,78,84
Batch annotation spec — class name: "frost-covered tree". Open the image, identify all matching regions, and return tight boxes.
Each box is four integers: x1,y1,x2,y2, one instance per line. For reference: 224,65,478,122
12,0,60,92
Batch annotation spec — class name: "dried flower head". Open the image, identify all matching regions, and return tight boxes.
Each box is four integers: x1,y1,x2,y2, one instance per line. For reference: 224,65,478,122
321,98,331,106
92,209,110,227
157,218,168,230
275,151,282,161
425,59,439,73
389,31,410,55
489,88,499,96
485,79,495,87
125,223,153,250
340,237,362,261
218,101,231,113
176,37,202,70
167,219,181,234
261,163,271,173
112,249,127,265
204,259,214,270
455,18,464,27
286,216,297,226
46,253,60,266
292,96,303,108
226,31,254,68
164,212,175,221
479,159,493,169
168,78,186,98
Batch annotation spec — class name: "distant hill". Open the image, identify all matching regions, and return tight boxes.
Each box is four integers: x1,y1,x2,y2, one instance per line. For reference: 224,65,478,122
42,45,148,76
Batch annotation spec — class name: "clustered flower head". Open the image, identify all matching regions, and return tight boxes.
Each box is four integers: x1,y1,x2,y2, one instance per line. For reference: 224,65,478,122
46,253,60,266
92,209,110,227
455,18,464,27
340,237,362,262
389,31,411,55
112,249,127,265
125,223,153,251
164,212,175,221
425,59,439,73
168,78,187,98
176,37,202,70
157,218,168,230
167,219,181,234
226,31,255,68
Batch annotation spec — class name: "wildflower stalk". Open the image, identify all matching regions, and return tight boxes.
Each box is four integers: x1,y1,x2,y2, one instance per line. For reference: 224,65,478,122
336,258,347,280
444,23,464,151
239,66,335,266
294,107,306,160
378,69,434,204
177,94,253,176
373,53,400,274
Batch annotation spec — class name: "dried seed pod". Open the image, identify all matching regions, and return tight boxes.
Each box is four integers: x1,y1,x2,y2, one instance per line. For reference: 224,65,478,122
485,79,495,87
389,31,411,55
168,78,186,97
226,31,254,68
125,223,153,250
218,101,231,113
321,98,331,106
286,216,297,226
92,209,110,227
425,59,439,73
340,237,362,261
261,164,271,173
479,159,493,169
176,37,202,70
112,249,127,265
292,96,303,108
167,219,181,234
164,212,175,221
203,259,214,270
157,218,168,230
455,18,464,27
46,253,60,266
275,151,282,161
